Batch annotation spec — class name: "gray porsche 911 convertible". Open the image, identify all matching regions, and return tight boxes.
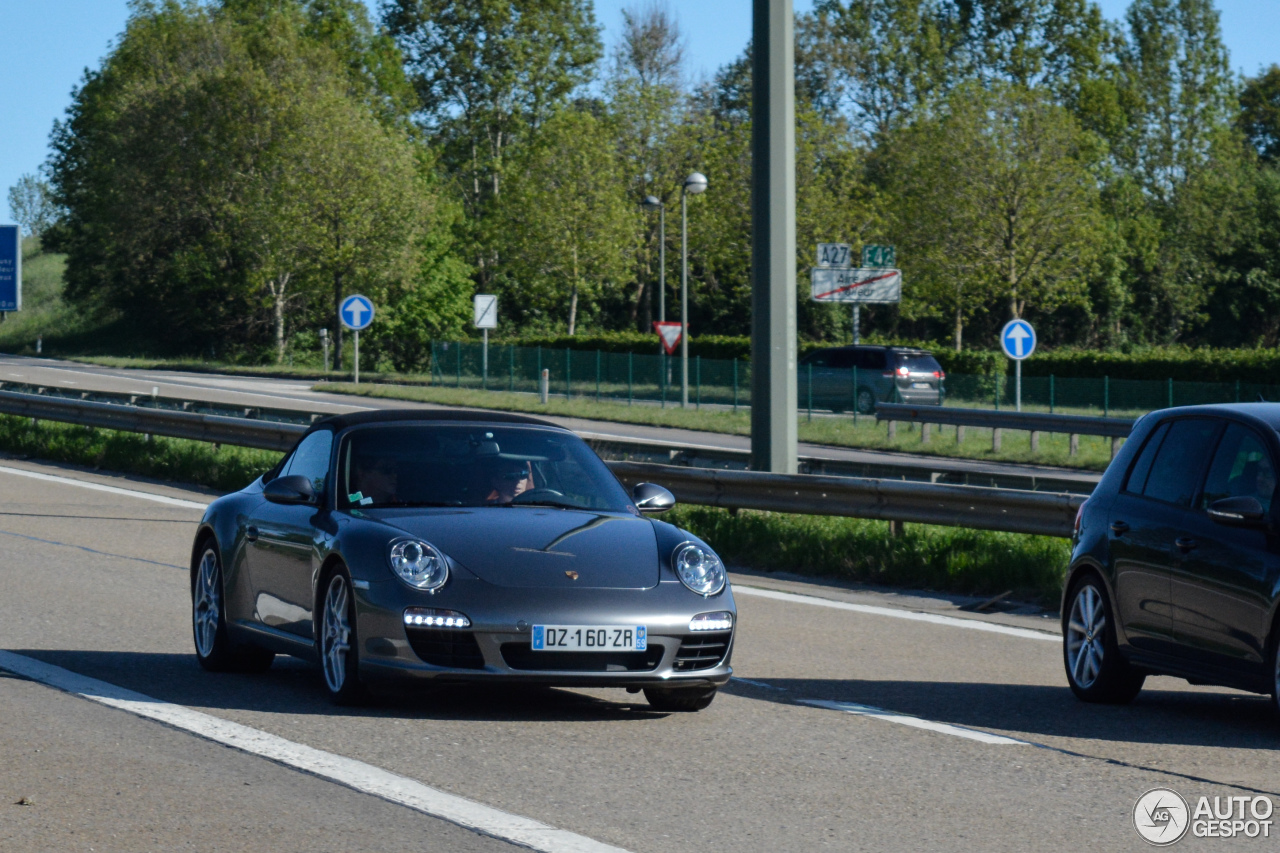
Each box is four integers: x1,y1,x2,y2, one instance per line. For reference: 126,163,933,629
189,410,735,711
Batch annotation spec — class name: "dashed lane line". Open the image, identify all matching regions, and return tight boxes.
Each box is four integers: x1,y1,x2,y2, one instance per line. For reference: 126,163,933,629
0,651,631,853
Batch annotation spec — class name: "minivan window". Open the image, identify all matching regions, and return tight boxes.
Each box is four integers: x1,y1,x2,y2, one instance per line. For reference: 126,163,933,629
857,350,886,370
1124,421,1169,494
894,353,941,374
1141,419,1221,506
1200,424,1277,513
828,350,857,369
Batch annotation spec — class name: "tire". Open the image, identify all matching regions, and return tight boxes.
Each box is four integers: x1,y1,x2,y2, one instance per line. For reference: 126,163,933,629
855,388,876,415
192,544,274,673
1062,574,1144,704
319,566,366,705
643,686,718,712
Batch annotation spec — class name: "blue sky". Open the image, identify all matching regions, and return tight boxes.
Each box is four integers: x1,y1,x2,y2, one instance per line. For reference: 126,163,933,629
3,0,1277,222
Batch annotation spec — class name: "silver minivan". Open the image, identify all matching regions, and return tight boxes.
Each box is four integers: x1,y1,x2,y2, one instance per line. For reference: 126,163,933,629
798,346,945,414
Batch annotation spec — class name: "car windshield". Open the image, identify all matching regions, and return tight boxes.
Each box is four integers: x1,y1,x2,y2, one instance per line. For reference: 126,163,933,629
337,424,633,511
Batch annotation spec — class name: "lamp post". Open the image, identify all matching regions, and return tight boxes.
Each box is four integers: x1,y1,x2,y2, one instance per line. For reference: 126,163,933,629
681,172,707,407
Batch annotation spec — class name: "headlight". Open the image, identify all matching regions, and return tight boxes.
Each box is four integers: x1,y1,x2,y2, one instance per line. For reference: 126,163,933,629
388,539,449,591
673,542,726,596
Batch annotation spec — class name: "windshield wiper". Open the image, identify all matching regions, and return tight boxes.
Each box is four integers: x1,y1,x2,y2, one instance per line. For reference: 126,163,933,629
501,498,587,510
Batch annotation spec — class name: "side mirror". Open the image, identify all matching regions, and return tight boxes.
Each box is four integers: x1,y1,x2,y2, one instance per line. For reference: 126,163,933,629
632,482,675,514
264,474,318,506
1207,496,1267,527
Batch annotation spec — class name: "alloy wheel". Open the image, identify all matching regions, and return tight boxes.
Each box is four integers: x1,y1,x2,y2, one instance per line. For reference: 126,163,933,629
321,574,351,693
1066,584,1106,689
193,548,221,659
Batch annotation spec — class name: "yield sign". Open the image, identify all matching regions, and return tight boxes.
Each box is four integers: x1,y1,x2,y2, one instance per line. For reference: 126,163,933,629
653,321,683,355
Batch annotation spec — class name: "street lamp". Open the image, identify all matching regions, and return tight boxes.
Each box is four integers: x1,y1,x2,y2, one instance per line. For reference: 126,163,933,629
681,172,707,407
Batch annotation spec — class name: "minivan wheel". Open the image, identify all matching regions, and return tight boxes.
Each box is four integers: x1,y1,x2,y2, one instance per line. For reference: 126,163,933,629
855,388,876,415
1063,575,1144,704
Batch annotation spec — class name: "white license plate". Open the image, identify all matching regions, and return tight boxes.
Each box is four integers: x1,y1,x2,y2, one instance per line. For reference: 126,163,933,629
532,625,646,652
911,382,932,389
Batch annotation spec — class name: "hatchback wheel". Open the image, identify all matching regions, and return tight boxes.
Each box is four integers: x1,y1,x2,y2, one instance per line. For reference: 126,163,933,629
320,568,365,705
1063,576,1143,703
192,545,273,673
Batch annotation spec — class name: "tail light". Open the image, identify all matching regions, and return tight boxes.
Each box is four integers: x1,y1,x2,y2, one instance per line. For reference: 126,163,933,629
896,366,910,377
1073,500,1088,536
933,370,944,379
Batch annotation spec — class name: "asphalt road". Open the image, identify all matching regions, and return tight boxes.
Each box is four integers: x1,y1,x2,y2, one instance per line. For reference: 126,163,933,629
0,354,1100,489
2,457,1277,851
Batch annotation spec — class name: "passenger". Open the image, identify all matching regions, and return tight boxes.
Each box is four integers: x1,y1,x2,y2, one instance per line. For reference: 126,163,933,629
351,453,399,505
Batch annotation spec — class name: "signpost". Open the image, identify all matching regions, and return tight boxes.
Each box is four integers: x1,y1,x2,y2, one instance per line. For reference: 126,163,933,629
999,319,1036,411
813,243,899,344
0,225,21,316
653,321,683,356
474,294,497,385
339,294,374,384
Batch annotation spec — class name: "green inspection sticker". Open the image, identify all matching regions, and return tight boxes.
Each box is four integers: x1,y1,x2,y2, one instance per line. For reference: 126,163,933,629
348,491,364,503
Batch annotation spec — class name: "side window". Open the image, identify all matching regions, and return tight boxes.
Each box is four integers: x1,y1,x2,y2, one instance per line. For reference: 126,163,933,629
807,353,830,368
1200,424,1277,513
282,430,334,494
829,351,856,369
858,350,886,370
1141,419,1221,507
1123,422,1170,495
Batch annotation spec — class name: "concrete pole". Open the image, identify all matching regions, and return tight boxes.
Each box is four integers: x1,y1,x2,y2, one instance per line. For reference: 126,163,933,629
681,190,690,407
750,0,798,473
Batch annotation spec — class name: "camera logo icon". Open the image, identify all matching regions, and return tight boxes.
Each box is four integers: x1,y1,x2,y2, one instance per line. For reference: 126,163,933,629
1134,788,1190,845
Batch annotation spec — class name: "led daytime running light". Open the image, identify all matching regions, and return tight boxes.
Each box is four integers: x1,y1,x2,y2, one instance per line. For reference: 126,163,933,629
403,607,471,629
689,611,733,631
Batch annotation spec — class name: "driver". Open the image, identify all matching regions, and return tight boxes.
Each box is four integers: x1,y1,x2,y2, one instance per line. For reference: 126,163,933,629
486,461,534,503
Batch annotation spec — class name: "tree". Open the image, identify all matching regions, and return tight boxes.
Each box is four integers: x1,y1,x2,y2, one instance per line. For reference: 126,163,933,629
493,108,633,334
7,174,58,237
1240,65,1280,163
883,83,1104,350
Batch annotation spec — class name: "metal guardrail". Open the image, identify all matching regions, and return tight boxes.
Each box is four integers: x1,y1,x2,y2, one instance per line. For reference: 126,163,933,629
607,462,1082,538
875,402,1135,438
0,390,307,452
0,390,1083,537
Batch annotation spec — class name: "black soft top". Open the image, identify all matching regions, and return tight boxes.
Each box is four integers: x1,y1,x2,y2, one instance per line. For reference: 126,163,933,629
311,407,564,433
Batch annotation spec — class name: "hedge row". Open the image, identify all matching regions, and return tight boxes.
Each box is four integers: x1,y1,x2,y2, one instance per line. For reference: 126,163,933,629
492,334,1280,384
492,333,1004,375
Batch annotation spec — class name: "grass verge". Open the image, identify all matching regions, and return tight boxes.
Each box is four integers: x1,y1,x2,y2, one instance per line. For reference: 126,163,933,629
321,382,1114,471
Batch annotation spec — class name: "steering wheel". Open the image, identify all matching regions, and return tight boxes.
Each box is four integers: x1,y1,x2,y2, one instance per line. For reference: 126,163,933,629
511,488,565,503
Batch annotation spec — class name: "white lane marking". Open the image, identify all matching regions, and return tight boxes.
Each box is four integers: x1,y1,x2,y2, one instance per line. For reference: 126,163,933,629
731,677,786,691
733,585,1060,642
0,651,631,853
0,465,207,510
800,699,1029,745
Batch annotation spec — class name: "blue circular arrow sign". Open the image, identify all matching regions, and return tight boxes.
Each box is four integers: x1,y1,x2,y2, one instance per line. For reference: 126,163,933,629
339,294,374,331
1000,319,1036,361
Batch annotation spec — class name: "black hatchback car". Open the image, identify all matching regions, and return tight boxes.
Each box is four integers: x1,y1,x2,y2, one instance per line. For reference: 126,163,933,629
798,346,944,414
1064,404,1280,708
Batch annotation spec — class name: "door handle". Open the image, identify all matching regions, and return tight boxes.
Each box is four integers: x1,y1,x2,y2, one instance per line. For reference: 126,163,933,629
245,525,259,543
1110,521,1130,535
1175,537,1197,553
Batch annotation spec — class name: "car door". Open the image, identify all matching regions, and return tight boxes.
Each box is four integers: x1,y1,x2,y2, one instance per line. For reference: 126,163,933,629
1171,422,1280,674
1109,419,1221,655
244,429,333,638
800,352,831,409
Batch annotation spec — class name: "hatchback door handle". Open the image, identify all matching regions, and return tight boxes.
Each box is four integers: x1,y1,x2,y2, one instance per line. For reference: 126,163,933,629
245,525,259,542
1110,521,1130,535
1176,537,1197,553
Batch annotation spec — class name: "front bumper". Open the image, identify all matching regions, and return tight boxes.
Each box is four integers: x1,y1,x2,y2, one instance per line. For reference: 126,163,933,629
353,578,735,689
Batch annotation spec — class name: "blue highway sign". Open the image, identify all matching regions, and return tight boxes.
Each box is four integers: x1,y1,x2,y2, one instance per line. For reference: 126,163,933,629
0,225,20,312
340,294,374,331
1000,319,1036,361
